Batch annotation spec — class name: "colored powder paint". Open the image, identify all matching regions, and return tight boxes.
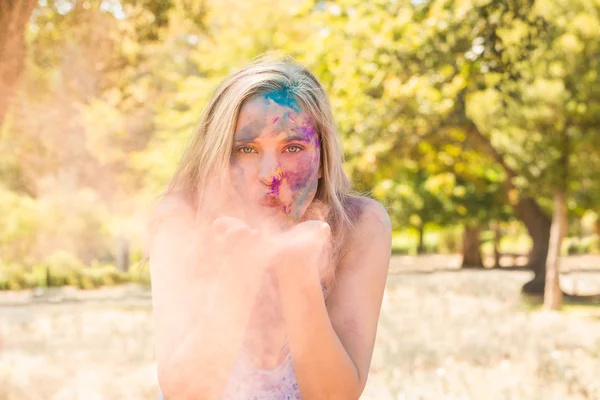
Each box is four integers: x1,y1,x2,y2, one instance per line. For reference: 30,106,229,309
268,167,283,198
264,89,302,113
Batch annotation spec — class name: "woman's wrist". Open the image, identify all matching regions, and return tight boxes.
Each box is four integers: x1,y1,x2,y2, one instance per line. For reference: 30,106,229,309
274,255,321,294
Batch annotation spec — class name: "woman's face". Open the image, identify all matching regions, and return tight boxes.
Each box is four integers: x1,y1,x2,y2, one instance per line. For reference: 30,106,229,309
230,91,321,224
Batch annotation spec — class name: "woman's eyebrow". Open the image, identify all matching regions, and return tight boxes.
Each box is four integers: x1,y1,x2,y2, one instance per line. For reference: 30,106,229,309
233,137,255,144
234,122,263,142
283,134,311,143
232,133,313,144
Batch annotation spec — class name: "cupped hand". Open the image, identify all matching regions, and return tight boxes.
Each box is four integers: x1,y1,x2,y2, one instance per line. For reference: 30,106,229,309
272,219,332,281
206,215,275,274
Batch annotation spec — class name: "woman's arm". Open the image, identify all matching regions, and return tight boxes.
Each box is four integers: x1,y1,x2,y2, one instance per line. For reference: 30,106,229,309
149,194,270,399
276,198,392,399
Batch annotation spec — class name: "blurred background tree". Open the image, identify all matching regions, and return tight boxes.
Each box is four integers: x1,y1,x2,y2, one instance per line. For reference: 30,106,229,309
296,0,600,299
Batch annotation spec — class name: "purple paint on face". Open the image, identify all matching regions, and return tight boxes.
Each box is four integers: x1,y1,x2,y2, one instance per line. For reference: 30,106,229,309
278,120,321,220
272,116,279,124
294,118,320,146
286,158,320,219
268,176,281,198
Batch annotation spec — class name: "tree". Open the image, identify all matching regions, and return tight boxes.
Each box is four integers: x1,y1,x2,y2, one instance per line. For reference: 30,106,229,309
0,0,37,129
467,0,600,301
297,0,600,294
0,0,208,264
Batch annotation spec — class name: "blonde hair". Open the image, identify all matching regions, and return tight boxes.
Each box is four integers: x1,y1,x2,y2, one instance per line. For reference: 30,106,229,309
166,56,360,264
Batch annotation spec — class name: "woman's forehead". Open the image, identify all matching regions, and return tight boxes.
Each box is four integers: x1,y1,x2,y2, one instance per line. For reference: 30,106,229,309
235,92,315,140
239,91,303,117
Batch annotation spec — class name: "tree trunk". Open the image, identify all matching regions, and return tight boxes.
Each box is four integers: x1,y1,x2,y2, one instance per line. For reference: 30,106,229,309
545,129,569,309
493,221,501,268
461,223,483,268
467,127,552,293
515,197,552,294
544,191,566,310
0,0,36,129
417,223,426,254
116,233,130,273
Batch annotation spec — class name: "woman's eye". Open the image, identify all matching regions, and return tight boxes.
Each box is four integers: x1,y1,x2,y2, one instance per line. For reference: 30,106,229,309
238,146,255,154
286,146,302,153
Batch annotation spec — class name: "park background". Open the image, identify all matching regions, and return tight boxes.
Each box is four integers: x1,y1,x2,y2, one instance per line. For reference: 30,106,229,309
1,0,599,399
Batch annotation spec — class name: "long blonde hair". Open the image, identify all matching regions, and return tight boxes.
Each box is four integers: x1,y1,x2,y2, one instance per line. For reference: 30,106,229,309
166,56,359,262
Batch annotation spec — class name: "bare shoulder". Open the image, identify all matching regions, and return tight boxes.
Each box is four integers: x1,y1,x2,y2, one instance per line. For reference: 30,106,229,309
150,190,196,232
337,196,392,267
146,191,198,262
345,196,392,243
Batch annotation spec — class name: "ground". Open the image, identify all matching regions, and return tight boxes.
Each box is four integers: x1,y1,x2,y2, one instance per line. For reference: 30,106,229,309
1,256,600,400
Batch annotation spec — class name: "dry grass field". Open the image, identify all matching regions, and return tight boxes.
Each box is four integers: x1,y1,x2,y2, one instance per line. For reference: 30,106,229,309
1,255,600,400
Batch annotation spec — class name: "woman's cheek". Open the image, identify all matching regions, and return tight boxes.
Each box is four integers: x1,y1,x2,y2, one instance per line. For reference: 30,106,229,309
230,160,252,198
284,155,320,216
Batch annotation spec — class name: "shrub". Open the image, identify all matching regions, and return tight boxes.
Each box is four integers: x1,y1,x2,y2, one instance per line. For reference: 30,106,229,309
0,188,40,264
129,262,151,287
0,262,29,290
43,252,83,287
0,254,136,291
77,263,131,290
580,235,599,255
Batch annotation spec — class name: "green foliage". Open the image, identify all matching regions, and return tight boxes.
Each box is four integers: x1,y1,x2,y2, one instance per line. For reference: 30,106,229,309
0,252,140,291
0,186,40,264
77,262,130,289
128,262,152,287
43,251,84,286
392,226,461,255
564,235,600,255
297,0,599,243
0,263,32,291
437,226,462,254
294,0,516,231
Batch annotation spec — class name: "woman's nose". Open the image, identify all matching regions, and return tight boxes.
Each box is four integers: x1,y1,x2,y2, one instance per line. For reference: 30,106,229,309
258,155,282,186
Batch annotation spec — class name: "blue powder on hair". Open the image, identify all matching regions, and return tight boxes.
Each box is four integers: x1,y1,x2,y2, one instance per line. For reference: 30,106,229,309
264,89,302,113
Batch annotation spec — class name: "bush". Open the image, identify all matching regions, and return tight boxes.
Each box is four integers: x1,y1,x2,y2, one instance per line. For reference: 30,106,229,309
43,251,83,287
564,236,599,255
129,262,151,287
0,188,40,264
0,262,31,290
0,253,139,291
391,231,416,255
580,235,599,255
75,262,131,290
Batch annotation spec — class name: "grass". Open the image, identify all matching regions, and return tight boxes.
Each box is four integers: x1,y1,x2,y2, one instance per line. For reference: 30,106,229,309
520,293,600,316
1,256,600,399
364,269,600,400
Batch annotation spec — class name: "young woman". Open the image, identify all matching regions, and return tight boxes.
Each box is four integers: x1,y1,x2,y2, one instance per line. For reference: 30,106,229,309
148,57,392,399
